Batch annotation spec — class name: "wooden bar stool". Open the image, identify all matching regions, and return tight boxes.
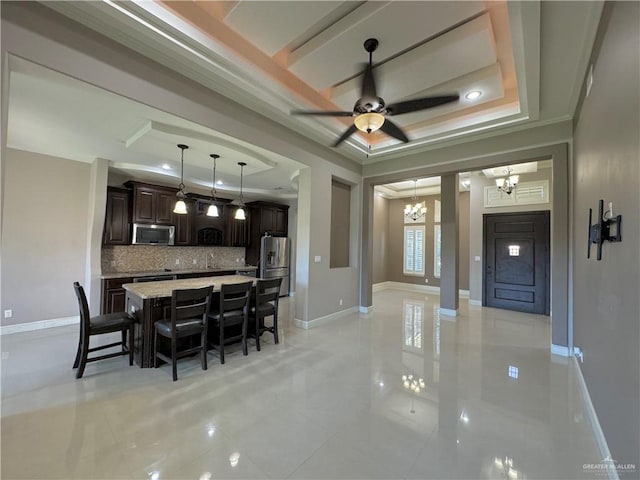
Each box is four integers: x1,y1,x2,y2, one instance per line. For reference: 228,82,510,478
207,281,252,364
249,278,282,351
153,286,211,381
72,282,134,379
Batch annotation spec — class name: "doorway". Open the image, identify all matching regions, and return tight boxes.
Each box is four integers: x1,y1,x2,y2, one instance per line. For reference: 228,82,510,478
483,211,550,315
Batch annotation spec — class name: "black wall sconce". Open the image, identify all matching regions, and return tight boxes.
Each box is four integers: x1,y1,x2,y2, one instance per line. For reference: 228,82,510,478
587,199,622,260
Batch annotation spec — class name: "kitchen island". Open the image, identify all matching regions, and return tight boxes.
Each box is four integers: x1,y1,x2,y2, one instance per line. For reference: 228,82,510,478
124,275,257,367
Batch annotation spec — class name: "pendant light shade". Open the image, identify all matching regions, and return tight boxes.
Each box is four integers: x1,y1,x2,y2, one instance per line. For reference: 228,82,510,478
234,207,246,220
206,204,219,217
173,144,189,214
207,154,220,217
235,162,247,220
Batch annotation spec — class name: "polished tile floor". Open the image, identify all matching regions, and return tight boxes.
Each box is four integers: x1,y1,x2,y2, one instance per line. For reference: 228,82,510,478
1,288,603,479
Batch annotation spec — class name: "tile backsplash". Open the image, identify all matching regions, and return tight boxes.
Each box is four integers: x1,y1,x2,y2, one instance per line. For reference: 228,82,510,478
102,245,246,273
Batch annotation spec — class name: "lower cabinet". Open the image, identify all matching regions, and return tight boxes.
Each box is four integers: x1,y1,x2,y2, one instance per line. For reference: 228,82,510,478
101,277,133,314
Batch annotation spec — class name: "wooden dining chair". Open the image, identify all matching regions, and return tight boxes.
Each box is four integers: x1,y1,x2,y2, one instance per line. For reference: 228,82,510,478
207,281,252,364
72,282,134,379
154,286,211,381
249,277,282,351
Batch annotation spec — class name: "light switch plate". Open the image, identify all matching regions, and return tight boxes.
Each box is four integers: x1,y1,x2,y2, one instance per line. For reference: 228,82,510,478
474,256,481,261
314,256,321,263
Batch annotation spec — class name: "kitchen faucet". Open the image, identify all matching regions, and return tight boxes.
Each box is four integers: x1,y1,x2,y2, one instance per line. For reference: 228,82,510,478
206,252,217,269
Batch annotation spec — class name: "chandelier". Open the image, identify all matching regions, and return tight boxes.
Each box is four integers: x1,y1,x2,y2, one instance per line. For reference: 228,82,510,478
402,373,425,394
404,180,427,221
495,167,519,195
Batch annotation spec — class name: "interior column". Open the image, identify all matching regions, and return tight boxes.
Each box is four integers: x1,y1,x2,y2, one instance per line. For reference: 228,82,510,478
440,173,459,315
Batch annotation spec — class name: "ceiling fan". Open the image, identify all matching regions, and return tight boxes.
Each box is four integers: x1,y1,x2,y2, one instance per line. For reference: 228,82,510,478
291,38,460,147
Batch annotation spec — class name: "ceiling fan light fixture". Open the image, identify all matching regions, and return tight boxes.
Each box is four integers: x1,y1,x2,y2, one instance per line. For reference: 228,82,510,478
354,112,385,133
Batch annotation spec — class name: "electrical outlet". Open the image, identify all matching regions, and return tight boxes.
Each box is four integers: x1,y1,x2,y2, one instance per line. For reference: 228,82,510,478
193,259,197,265
175,259,180,265
110,260,116,267
339,299,343,306
4,309,12,318
314,256,321,263
425,278,429,283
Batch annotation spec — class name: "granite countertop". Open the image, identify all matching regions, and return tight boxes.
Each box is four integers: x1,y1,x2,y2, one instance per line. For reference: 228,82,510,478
102,266,257,279
122,274,257,299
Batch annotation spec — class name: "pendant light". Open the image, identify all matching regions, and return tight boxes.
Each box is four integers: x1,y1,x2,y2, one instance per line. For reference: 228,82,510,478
173,144,189,214
404,179,427,221
206,154,220,217
234,162,247,220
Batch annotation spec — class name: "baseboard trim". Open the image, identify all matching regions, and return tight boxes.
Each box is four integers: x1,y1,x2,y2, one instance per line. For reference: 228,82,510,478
572,357,618,480
373,281,469,298
294,306,358,330
468,299,482,306
551,344,571,357
359,305,374,314
438,307,458,317
0,316,78,335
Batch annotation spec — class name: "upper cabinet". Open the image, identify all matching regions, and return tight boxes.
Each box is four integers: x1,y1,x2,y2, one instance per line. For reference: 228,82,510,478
248,201,289,237
126,181,178,225
103,187,131,245
225,205,251,247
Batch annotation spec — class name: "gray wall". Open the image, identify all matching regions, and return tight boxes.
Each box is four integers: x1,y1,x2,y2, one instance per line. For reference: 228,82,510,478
468,168,553,303
330,179,351,268
1,149,91,325
572,1,639,469
377,192,469,290
372,194,389,284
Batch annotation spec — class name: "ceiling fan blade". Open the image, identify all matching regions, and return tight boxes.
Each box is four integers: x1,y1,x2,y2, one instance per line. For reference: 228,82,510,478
333,124,358,147
361,62,378,100
386,94,459,116
291,110,354,117
380,119,409,143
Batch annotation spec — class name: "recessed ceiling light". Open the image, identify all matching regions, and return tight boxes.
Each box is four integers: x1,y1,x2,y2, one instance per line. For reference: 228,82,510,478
465,90,482,100
161,163,172,170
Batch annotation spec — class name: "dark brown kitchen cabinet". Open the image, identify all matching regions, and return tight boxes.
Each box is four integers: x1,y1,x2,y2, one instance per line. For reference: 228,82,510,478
225,206,251,247
245,201,288,266
126,181,178,225
174,202,193,246
101,277,133,314
103,187,131,245
248,201,289,237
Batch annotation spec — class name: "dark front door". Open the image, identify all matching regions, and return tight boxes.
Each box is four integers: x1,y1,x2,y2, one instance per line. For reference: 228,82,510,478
483,211,550,315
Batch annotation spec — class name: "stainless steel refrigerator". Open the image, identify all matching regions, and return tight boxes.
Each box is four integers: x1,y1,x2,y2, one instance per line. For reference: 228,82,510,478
259,236,290,296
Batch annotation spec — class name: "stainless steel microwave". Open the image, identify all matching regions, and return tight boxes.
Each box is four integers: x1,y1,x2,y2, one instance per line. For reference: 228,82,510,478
131,223,175,245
